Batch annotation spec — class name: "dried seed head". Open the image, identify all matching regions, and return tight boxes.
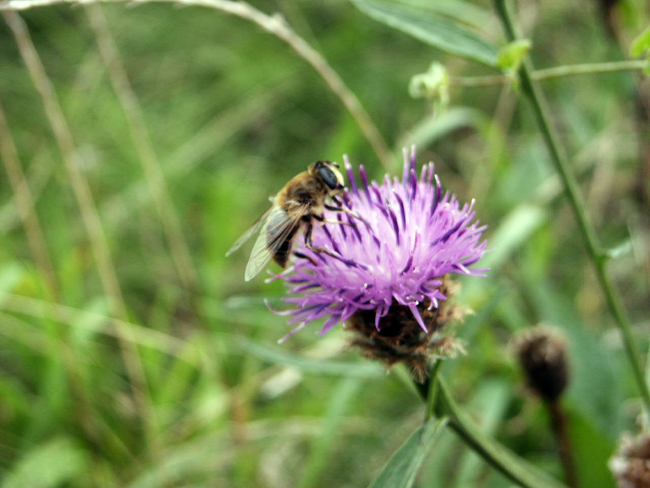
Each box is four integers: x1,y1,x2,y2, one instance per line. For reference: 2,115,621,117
610,433,650,488
513,325,569,403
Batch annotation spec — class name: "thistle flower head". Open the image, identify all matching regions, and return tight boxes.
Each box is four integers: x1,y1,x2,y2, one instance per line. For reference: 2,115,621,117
269,148,488,377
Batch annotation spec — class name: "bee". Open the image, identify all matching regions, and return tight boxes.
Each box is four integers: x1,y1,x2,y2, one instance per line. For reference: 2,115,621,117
226,160,360,281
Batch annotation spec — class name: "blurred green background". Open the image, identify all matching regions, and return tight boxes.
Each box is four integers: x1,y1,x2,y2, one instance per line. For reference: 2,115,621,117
0,0,649,486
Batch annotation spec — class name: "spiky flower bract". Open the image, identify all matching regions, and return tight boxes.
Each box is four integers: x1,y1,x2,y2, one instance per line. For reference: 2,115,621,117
270,148,488,378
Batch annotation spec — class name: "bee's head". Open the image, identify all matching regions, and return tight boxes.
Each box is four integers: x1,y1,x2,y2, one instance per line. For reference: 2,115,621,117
309,160,345,194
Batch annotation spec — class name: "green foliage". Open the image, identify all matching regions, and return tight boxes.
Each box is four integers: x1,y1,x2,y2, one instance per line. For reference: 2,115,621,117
630,24,650,74
630,24,650,58
497,39,532,73
368,418,446,488
0,0,649,487
350,0,500,67
408,62,450,112
2,437,88,488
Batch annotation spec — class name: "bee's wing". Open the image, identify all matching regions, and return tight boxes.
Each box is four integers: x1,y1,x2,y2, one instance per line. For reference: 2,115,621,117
244,203,308,281
225,206,274,257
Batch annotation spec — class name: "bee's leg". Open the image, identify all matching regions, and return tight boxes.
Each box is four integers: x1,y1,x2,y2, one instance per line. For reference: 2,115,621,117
326,196,370,226
322,217,353,226
313,212,353,228
312,213,346,227
324,202,349,213
298,219,361,269
327,196,357,213
324,202,371,229
303,220,342,260
293,250,317,266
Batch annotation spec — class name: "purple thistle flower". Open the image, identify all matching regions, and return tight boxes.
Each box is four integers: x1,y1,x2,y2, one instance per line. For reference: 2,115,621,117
269,148,488,369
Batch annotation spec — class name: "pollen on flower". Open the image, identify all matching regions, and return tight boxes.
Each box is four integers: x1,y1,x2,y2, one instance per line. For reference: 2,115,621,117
269,147,488,380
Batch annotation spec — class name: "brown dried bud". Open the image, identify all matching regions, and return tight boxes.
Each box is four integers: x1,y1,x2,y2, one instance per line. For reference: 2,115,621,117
346,275,466,382
610,433,650,488
513,325,569,403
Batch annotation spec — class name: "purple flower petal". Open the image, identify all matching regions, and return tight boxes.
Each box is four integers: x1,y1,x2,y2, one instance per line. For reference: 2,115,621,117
273,148,488,338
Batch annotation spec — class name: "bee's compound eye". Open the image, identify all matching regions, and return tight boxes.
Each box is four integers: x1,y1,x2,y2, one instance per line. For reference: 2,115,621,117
318,166,342,190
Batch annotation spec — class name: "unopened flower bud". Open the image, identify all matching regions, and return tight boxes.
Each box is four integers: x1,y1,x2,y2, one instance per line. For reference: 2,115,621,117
514,325,569,403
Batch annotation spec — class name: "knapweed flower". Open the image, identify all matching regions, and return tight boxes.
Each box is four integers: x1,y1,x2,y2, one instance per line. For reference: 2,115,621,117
269,148,488,380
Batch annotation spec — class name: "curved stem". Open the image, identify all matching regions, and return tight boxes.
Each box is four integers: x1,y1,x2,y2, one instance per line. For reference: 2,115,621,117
415,372,568,488
0,0,393,170
493,0,650,420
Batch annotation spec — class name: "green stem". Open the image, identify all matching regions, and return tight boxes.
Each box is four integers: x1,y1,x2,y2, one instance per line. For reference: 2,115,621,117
418,359,443,421
534,60,648,80
452,60,649,87
416,373,568,488
493,0,650,420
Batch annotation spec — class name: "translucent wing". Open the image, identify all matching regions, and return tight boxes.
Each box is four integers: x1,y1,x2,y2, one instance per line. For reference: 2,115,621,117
225,206,274,257
244,204,308,281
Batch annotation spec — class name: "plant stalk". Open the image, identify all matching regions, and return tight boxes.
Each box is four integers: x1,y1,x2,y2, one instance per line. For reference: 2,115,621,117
548,399,578,488
415,372,568,488
493,0,650,420
453,60,649,87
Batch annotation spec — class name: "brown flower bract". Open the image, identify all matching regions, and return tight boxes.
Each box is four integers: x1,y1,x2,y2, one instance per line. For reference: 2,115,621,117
346,276,464,382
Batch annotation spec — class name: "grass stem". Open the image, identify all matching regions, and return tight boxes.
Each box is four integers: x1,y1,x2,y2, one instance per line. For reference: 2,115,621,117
0,100,59,299
86,4,200,295
3,9,159,458
492,0,650,420
0,0,392,169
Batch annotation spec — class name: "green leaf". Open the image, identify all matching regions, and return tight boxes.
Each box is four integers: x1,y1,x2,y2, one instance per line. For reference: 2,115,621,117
455,380,512,484
630,25,650,58
237,336,386,377
604,239,633,260
389,0,495,31
369,418,446,488
497,39,532,72
350,0,499,67
566,407,616,488
298,378,363,488
3,437,87,488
